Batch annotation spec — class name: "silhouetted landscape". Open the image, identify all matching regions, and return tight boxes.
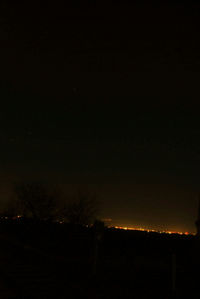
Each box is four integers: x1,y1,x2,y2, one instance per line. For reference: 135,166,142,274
0,209,199,298
0,181,199,299
0,181,199,298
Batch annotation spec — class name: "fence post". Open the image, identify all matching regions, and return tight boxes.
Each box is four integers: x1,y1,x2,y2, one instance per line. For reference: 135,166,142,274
92,220,104,276
172,252,176,296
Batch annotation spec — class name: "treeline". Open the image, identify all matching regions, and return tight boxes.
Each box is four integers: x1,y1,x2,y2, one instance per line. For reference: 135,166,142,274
2,182,100,226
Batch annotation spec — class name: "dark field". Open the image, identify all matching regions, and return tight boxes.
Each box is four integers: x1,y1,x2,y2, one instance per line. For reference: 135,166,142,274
0,219,199,299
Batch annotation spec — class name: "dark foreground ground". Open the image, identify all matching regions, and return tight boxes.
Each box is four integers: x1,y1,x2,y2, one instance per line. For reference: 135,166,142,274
0,220,199,299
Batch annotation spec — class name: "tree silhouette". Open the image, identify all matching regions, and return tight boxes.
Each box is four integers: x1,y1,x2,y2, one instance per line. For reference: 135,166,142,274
62,189,98,226
12,182,58,221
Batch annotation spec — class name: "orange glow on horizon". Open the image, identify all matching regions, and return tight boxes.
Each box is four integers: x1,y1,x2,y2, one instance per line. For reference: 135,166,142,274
109,225,195,236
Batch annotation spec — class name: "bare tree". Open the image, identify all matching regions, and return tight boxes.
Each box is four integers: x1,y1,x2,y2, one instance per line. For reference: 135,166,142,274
11,182,58,221
62,189,98,226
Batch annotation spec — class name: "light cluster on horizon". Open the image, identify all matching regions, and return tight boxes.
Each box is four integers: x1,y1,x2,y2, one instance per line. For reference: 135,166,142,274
0,215,196,235
109,225,195,236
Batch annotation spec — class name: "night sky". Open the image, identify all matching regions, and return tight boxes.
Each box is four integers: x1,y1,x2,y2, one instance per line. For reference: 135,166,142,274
1,0,200,232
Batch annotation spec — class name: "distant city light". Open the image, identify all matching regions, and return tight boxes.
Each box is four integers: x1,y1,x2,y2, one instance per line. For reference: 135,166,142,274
109,225,195,236
0,215,196,236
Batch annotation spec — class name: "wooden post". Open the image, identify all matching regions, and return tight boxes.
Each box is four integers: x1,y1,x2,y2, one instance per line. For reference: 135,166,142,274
92,220,104,276
93,236,99,275
172,252,176,295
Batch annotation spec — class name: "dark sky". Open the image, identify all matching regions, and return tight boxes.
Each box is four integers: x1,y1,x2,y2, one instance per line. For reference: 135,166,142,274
1,0,200,232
